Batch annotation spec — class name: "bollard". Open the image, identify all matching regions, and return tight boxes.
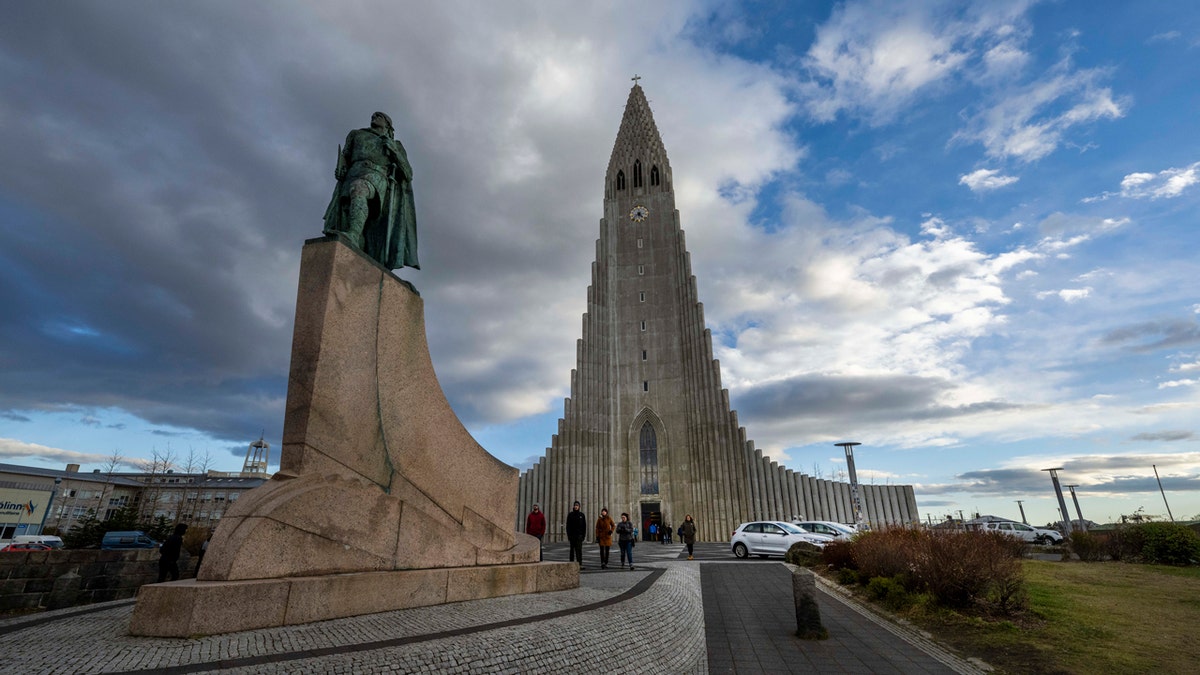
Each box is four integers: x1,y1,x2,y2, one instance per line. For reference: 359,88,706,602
792,566,828,640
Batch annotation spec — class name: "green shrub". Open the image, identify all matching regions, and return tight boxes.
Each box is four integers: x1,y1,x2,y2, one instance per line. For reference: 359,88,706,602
1070,531,1105,562
1134,522,1200,566
866,575,913,611
836,567,859,585
785,541,824,567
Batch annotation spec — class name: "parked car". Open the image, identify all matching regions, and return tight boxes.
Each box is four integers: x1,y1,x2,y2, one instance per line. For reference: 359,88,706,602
981,520,1063,544
792,520,857,541
731,520,833,559
12,535,65,549
101,531,160,550
0,542,52,552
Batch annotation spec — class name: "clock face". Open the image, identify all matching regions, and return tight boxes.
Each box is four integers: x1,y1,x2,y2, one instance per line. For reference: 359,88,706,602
629,205,650,222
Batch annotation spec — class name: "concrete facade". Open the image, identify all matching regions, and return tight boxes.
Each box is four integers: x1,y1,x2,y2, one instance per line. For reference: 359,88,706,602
517,85,919,541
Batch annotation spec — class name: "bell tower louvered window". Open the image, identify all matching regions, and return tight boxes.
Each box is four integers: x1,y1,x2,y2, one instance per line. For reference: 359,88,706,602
640,421,659,494
616,170,626,190
650,165,660,186
633,160,643,188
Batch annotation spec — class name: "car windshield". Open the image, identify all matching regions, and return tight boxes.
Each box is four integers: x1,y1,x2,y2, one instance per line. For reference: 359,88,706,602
779,523,805,534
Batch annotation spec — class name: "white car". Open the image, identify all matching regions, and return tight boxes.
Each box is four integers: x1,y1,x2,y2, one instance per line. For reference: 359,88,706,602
981,521,1063,544
792,520,857,541
730,521,833,559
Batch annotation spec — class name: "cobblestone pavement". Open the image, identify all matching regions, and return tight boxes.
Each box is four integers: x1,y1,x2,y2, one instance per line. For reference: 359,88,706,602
0,544,984,674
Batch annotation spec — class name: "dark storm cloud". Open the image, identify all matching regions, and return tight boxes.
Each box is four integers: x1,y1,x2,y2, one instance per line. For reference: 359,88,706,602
1099,319,1200,353
735,373,1024,425
944,453,1200,497
0,1,637,453
0,413,31,423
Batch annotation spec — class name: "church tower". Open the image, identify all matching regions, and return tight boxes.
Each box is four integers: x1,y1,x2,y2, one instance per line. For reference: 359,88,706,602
517,83,920,541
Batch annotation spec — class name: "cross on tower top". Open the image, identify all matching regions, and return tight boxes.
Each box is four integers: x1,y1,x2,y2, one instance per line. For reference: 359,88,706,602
631,74,642,84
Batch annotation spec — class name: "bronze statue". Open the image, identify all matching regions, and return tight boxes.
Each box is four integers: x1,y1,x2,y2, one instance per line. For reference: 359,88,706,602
323,112,418,270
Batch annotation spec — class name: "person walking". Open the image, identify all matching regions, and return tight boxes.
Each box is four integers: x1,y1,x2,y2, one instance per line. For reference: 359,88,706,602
616,512,635,570
649,522,657,544
525,504,546,561
665,524,673,544
157,523,187,583
595,507,615,569
566,500,587,569
679,514,698,561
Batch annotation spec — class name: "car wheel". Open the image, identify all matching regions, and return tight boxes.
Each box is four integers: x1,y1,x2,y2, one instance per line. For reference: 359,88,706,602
733,542,748,558
1035,535,1050,545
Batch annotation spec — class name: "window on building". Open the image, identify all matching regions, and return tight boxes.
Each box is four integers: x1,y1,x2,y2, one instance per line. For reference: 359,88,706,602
229,493,240,502
637,238,643,249
643,381,649,392
639,291,645,302
616,170,625,190
633,160,643,188
642,350,647,361
638,265,644,275
639,421,659,494
640,320,646,331
650,165,660,186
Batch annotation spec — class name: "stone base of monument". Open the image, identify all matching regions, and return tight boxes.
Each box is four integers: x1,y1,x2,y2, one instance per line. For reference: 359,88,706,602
130,236,579,637
130,560,577,637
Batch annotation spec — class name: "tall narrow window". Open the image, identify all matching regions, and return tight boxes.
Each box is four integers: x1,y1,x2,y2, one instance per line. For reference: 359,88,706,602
638,265,644,275
637,238,643,249
640,320,646,331
640,421,659,494
639,291,645,302
643,380,649,391
633,160,643,188
642,350,647,361
616,170,626,190
650,165,660,186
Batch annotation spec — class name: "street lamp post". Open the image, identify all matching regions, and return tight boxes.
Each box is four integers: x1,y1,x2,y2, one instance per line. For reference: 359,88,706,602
1016,499,1028,524
1042,468,1073,536
38,477,62,535
1064,485,1087,532
835,442,864,530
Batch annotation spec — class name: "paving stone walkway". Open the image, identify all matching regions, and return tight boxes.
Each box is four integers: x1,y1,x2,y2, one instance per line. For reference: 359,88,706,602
0,544,985,674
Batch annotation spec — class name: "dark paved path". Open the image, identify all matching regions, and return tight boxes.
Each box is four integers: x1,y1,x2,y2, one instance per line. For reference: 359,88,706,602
702,562,965,674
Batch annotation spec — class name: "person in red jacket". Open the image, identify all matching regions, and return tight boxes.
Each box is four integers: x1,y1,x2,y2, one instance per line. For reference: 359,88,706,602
525,504,546,561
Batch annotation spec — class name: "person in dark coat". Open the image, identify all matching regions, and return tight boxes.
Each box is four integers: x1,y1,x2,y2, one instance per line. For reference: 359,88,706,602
615,513,636,570
157,523,188,583
679,514,698,560
566,500,587,569
525,504,546,561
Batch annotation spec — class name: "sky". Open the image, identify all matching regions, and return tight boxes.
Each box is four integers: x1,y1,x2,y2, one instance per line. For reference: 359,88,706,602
2,1,1199,528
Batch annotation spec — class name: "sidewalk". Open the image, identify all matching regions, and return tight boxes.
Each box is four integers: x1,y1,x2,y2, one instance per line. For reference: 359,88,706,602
0,544,983,673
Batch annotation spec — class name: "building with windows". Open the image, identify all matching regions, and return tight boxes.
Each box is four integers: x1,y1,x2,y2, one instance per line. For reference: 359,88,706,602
0,460,268,540
516,84,920,541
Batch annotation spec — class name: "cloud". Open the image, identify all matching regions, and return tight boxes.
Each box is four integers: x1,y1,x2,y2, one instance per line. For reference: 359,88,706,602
943,451,1200,497
1099,319,1200,353
1036,287,1091,302
953,57,1128,162
1130,431,1194,442
797,1,1032,124
1085,161,1200,202
959,168,1019,191
0,438,120,467
1147,31,1181,44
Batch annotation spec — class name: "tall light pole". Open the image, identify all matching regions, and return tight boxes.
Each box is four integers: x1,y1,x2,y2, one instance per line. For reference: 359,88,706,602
1042,468,1073,536
1064,485,1087,532
1153,465,1175,523
835,442,864,530
1015,499,1028,524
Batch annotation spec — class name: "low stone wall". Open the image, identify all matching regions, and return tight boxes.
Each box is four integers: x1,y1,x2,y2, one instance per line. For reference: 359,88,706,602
0,549,195,612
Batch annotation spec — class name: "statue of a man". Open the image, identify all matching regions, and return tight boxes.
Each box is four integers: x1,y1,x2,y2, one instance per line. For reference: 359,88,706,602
323,112,419,270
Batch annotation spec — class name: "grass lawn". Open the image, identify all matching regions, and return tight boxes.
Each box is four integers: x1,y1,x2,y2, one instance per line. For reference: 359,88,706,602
899,560,1200,674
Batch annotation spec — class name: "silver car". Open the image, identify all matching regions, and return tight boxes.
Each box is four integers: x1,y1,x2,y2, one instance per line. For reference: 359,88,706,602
730,520,833,558
792,520,857,541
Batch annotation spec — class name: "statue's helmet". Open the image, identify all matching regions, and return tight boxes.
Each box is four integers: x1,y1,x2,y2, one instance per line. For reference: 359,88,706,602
372,111,394,132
